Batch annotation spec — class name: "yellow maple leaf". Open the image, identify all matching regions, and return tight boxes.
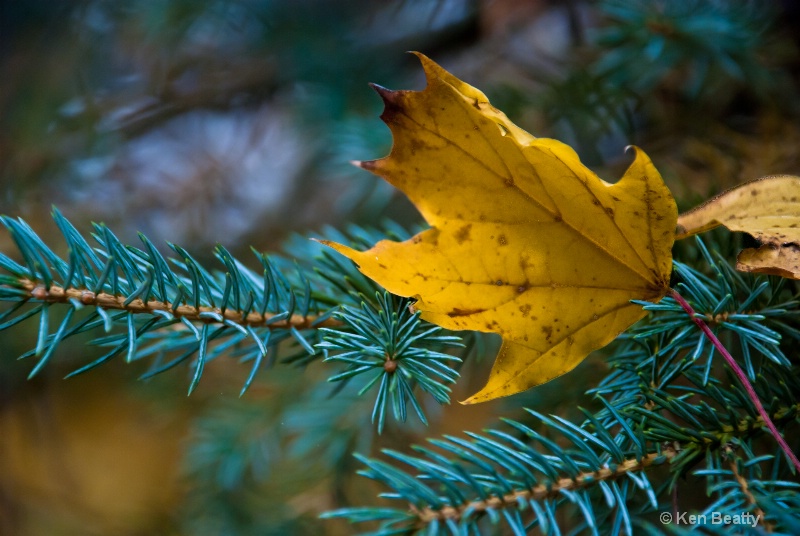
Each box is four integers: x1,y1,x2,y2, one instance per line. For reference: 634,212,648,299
319,53,677,403
677,175,800,279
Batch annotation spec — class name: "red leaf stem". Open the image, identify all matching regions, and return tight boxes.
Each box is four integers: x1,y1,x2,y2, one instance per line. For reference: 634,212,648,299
669,288,800,473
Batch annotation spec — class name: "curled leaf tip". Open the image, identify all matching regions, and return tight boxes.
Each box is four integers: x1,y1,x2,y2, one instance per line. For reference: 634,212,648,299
358,160,379,171
369,82,399,103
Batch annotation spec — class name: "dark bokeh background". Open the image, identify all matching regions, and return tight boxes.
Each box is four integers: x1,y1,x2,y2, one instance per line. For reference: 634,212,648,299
2,1,800,534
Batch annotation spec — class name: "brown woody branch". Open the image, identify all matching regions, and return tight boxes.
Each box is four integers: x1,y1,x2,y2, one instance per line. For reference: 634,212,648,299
728,457,769,531
14,279,342,330
414,451,674,524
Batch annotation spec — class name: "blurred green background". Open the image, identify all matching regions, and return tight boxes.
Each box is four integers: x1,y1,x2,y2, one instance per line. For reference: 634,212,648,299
2,0,800,534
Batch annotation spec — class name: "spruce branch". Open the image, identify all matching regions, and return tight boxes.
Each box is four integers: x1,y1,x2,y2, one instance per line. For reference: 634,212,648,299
0,210,396,393
327,400,799,535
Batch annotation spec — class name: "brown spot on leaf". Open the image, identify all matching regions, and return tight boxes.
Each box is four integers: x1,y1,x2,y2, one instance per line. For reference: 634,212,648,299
541,325,553,340
454,224,472,244
518,304,531,317
447,307,483,317
409,138,427,156
498,234,508,246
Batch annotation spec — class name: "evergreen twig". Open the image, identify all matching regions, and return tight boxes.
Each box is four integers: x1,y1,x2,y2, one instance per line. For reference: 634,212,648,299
319,291,462,433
